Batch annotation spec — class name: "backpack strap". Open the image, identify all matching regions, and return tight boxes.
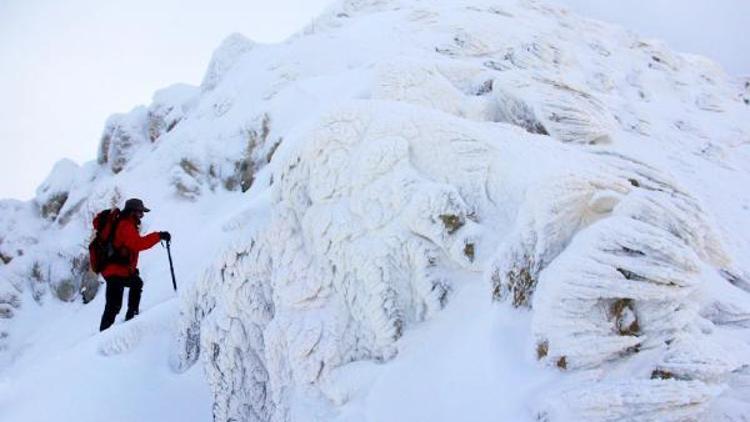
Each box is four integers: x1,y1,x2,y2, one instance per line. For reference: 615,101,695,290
107,213,121,248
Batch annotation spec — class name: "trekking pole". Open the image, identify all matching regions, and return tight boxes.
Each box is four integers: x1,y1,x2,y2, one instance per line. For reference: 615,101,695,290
166,240,178,291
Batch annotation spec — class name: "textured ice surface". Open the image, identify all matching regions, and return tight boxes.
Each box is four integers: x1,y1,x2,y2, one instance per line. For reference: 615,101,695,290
3,0,750,420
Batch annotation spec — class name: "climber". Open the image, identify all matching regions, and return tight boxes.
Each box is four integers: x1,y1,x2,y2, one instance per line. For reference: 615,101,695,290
99,198,171,331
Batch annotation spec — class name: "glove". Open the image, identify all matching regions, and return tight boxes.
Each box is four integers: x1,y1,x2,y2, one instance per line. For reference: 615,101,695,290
159,231,171,242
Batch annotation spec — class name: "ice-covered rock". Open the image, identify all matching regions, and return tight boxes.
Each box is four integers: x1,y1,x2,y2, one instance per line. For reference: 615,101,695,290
201,33,255,92
170,0,750,420
147,84,199,142
3,0,750,420
34,159,79,221
98,107,149,174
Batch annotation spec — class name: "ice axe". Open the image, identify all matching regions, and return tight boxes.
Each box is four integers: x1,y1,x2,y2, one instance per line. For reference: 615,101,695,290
164,240,177,291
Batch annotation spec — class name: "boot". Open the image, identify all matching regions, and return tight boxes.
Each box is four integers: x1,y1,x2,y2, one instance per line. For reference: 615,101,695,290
125,309,139,321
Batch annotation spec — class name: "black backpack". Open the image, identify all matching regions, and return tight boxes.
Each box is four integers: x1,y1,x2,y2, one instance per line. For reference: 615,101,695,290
88,208,129,273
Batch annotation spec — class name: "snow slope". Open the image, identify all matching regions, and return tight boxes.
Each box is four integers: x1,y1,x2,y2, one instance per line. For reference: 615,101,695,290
2,0,750,421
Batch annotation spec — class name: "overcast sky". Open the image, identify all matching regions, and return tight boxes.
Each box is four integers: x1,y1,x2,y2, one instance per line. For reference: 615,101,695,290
1,0,748,200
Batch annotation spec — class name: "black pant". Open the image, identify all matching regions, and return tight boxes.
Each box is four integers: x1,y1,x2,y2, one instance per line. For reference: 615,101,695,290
99,274,143,331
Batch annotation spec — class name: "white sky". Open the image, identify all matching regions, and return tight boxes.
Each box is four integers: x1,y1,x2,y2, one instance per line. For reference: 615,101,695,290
1,0,748,200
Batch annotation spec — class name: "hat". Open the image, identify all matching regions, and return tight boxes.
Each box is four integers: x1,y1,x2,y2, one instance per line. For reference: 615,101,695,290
123,198,151,213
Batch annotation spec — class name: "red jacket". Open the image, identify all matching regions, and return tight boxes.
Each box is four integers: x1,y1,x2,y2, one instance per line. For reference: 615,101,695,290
101,215,161,278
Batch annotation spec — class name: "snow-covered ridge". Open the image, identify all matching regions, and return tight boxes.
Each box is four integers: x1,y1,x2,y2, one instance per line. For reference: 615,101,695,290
2,0,750,420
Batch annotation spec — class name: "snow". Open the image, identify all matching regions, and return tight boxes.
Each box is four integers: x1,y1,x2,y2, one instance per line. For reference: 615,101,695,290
201,33,256,92
34,158,80,220
328,279,559,422
2,0,750,421
0,296,212,422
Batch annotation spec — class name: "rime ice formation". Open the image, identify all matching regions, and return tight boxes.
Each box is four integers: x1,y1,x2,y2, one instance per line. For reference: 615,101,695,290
171,0,750,419
3,0,750,421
